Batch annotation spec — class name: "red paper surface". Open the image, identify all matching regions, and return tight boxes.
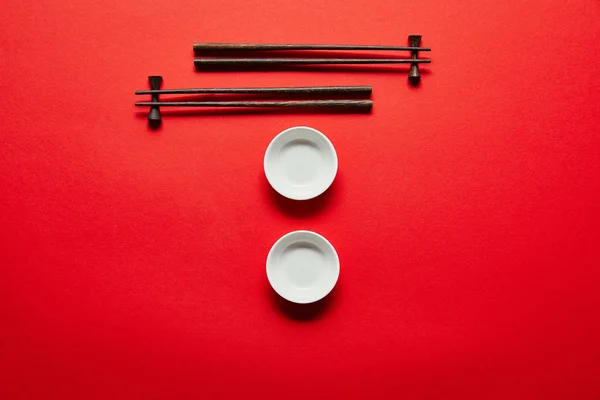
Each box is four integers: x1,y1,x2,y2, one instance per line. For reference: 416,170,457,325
1,0,600,398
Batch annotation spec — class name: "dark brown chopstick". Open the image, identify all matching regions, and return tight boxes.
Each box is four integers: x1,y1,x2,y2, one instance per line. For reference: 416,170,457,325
193,43,431,52
135,86,372,96
194,58,431,67
135,100,373,109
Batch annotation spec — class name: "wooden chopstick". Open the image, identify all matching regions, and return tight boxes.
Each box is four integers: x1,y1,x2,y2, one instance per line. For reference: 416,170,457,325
194,58,431,67
135,100,373,109
193,43,431,52
135,86,372,96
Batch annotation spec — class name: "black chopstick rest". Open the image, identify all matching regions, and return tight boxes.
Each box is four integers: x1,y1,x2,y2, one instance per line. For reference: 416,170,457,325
408,35,422,85
148,76,162,128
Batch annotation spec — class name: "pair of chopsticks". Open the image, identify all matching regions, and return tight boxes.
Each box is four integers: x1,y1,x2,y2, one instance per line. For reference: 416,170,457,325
135,76,373,126
192,35,430,83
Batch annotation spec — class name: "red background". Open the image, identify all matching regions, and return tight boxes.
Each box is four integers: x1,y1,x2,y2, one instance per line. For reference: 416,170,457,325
1,0,600,398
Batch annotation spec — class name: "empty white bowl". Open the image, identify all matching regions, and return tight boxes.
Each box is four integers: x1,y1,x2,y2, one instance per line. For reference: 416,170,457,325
264,126,338,200
266,230,340,304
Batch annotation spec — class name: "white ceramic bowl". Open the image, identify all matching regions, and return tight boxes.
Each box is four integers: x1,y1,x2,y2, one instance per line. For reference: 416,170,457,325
266,230,340,304
264,126,338,200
